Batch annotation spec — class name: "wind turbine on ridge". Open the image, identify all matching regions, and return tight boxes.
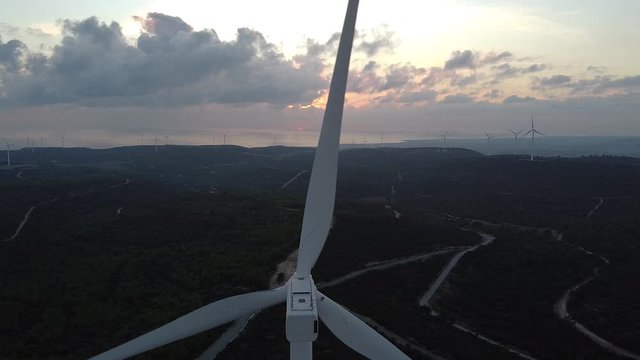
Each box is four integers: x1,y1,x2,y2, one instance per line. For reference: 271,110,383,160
484,131,496,155
440,131,449,152
507,129,524,154
524,113,544,161
90,2,410,359
3,139,13,167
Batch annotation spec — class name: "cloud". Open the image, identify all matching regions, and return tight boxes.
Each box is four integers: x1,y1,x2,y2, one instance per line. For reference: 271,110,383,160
0,37,26,72
481,51,513,65
522,63,547,73
586,65,606,74
444,50,512,70
503,95,536,104
529,73,640,95
444,50,475,70
440,93,474,104
534,74,572,87
355,27,396,57
380,63,423,91
134,12,193,37
0,14,325,108
348,61,425,94
450,74,478,87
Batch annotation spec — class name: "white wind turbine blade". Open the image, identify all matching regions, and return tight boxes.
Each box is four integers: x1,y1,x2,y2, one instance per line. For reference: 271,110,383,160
524,129,533,136
296,0,359,276
91,286,287,360
534,129,545,136
316,290,411,360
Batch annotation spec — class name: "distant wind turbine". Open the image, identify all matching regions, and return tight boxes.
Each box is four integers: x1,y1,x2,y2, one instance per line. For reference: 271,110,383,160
61,136,65,148
524,114,544,161
3,139,13,167
379,135,384,147
223,133,227,145
90,2,410,359
440,131,449,152
507,129,524,154
484,131,496,155
154,136,159,152
212,135,215,146
140,134,144,146
165,136,169,145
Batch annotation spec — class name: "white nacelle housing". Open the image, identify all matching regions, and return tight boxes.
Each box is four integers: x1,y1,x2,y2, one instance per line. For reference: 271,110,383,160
286,275,319,343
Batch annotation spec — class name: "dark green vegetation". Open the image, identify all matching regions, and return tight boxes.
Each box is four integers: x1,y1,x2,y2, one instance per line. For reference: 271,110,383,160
1,146,639,359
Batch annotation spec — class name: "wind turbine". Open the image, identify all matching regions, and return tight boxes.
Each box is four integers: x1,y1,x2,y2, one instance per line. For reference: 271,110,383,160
524,114,544,161
154,136,159,152
90,2,409,359
223,133,227,145
440,131,449,152
140,133,144,146
507,129,524,154
379,134,384,147
61,136,65,148
3,139,13,167
484,131,495,155
165,135,169,145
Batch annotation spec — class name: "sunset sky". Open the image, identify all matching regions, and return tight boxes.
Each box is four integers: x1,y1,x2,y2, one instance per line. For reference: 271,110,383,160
1,0,639,147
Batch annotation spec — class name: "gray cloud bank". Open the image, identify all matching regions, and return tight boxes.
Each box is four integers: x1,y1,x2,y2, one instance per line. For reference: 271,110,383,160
0,14,327,107
0,14,401,109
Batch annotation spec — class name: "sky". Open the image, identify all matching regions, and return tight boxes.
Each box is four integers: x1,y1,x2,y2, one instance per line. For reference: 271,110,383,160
1,0,639,147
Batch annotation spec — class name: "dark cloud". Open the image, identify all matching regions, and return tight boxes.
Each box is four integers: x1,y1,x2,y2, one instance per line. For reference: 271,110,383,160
380,64,423,91
522,63,547,73
536,74,572,87
348,62,425,94
444,50,513,71
355,28,396,57
292,34,340,73
444,50,475,70
348,61,383,93
440,93,474,104
481,51,513,65
529,73,640,95
0,37,26,72
492,63,518,78
597,75,640,90
450,74,478,87
503,95,536,104
0,13,325,108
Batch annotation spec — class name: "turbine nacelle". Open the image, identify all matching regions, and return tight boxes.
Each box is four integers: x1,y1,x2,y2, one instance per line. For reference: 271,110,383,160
286,274,319,344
